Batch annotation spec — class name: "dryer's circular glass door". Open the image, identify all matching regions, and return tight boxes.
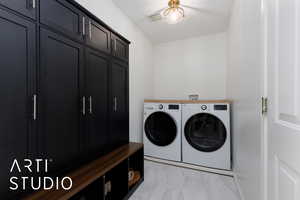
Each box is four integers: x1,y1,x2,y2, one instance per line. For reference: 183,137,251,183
184,113,226,152
144,112,177,146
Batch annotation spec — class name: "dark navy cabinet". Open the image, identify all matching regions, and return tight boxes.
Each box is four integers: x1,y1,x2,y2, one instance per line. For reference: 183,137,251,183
0,7,36,199
40,0,85,41
0,0,37,19
112,33,129,61
86,18,111,53
0,0,130,199
85,48,110,157
110,60,129,148
38,28,84,174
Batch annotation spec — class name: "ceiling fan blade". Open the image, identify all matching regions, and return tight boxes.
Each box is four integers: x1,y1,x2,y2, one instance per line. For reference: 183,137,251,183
151,7,167,16
181,4,227,17
148,13,163,22
148,7,167,22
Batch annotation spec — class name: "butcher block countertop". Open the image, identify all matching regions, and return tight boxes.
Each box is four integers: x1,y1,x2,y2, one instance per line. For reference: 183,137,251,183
144,99,232,104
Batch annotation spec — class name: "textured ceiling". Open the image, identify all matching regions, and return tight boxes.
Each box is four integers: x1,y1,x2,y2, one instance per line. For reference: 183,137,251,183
112,0,233,43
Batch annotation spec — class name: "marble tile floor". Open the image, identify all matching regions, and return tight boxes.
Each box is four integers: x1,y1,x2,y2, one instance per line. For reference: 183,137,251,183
129,160,241,200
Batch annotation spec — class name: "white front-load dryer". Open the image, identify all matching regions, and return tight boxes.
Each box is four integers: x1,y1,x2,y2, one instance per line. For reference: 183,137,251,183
143,103,181,161
182,103,231,170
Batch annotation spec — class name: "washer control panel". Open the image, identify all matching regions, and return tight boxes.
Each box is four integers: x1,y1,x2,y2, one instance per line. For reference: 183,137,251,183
144,103,181,112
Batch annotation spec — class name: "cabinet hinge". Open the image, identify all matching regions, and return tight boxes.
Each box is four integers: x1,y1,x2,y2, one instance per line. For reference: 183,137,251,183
262,97,268,115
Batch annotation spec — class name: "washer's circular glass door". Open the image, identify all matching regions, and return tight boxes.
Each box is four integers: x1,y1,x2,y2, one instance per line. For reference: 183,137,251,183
144,112,177,146
184,113,226,152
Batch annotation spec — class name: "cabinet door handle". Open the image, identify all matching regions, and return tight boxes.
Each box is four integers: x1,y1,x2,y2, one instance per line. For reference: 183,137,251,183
113,97,117,112
82,17,86,36
33,94,37,120
82,96,86,115
89,96,93,114
89,20,92,40
29,0,36,9
114,39,117,52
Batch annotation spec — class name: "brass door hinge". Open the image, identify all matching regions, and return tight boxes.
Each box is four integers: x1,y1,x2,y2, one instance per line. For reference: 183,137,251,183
262,97,268,115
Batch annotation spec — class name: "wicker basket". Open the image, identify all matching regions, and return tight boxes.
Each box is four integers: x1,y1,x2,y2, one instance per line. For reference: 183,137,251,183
128,170,141,187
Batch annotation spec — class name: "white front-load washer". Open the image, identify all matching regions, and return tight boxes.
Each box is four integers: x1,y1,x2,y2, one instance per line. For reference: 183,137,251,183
182,103,231,170
143,102,181,161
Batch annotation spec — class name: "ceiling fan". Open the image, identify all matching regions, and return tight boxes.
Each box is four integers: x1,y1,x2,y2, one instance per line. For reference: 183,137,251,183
148,0,221,25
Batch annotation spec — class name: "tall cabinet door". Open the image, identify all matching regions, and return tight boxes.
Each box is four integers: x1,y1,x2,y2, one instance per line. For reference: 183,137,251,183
39,28,84,174
0,9,36,199
110,60,129,149
85,48,109,157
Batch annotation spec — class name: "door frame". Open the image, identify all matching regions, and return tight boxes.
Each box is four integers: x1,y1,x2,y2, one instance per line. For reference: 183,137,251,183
261,0,269,200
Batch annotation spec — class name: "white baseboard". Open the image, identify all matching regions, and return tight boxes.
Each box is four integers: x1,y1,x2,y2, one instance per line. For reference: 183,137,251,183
144,156,234,177
233,173,245,200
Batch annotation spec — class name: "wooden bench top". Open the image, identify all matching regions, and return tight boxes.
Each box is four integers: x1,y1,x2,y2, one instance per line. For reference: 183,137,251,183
24,142,143,200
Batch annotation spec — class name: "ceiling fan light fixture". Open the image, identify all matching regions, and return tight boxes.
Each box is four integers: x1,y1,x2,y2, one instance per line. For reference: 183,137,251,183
162,0,184,24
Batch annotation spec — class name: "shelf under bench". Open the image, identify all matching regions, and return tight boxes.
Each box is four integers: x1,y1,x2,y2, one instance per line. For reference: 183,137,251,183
23,142,144,200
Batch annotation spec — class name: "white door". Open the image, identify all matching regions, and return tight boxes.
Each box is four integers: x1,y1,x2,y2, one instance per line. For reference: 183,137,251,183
267,0,300,199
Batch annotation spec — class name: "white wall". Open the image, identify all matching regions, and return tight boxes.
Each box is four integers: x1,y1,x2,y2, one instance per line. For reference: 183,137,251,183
153,33,227,100
75,0,154,142
227,0,264,200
